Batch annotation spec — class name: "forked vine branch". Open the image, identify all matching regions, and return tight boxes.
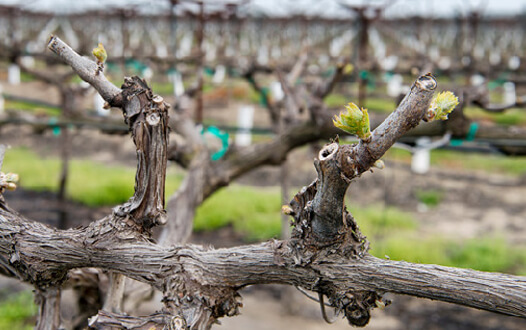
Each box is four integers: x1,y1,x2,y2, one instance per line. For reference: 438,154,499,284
0,36,523,329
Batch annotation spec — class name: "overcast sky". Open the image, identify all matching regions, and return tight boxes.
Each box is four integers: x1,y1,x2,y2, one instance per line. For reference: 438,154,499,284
1,0,525,17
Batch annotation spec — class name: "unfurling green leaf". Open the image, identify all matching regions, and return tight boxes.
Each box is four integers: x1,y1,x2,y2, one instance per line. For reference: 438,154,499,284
333,102,371,141
427,91,459,121
92,43,107,64
343,63,354,75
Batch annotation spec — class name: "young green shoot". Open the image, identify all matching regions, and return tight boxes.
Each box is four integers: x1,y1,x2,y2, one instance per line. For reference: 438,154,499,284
426,91,459,121
92,42,107,75
333,102,372,142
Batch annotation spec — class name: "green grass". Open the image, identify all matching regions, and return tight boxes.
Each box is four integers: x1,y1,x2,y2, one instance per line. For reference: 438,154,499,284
194,185,282,241
5,100,61,116
384,148,526,177
415,189,443,207
0,290,36,330
372,236,526,275
372,236,452,266
435,75,454,85
67,161,137,206
246,87,262,105
324,95,396,113
449,237,526,274
2,147,183,207
348,204,418,237
493,112,526,126
324,93,348,108
348,203,526,274
466,106,526,126
228,81,262,104
150,81,174,96
430,149,526,176
365,98,396,113
3,147,60,190
20,71,35,83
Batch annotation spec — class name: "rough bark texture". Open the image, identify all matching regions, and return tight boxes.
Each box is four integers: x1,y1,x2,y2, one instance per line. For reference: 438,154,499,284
89,311,186,330
35,287,61,330
0,36,524,329
113,76,169,229
0,209,524,322
310,142,351,242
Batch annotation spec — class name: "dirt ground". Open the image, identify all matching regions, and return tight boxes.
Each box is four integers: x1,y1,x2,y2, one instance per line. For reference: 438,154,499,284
1,81,525,329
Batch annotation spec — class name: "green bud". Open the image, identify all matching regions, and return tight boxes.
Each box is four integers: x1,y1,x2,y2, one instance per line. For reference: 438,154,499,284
428,91,459,121
92,43,107,64
333,102,372,141
5,173,18,183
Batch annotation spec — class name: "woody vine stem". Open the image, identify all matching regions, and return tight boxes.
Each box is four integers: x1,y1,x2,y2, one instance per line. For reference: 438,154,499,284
0,36,523,330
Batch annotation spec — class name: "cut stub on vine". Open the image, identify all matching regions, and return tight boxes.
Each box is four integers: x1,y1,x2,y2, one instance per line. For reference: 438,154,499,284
112,76,170,230
284,142,369,261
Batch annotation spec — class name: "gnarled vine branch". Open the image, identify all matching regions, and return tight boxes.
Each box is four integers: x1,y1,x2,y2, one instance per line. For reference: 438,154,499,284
0,37,524,330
